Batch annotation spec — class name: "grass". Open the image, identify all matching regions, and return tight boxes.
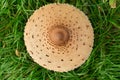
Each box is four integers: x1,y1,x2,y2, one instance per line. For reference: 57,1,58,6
0,0,120,80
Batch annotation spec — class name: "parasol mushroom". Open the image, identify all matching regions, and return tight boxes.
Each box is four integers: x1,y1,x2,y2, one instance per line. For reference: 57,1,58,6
24,3,94,72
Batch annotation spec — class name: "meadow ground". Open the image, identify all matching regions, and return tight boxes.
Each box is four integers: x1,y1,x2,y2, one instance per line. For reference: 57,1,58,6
0,0,120,80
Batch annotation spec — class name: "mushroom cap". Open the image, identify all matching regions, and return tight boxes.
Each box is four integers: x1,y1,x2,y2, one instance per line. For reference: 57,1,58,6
24,3,94,72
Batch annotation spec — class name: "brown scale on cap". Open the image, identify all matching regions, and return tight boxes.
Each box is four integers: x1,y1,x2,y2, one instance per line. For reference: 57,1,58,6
24,3,94,72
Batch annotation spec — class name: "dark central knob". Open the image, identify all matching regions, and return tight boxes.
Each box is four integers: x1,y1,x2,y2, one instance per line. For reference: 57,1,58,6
49,26,69,46
55,32,64,41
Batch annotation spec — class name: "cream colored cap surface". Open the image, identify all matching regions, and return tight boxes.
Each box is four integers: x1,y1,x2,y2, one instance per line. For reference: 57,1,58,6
24,3,94,72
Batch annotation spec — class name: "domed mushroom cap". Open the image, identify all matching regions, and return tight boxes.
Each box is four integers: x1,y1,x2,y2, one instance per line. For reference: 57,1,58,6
24,3,94,72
